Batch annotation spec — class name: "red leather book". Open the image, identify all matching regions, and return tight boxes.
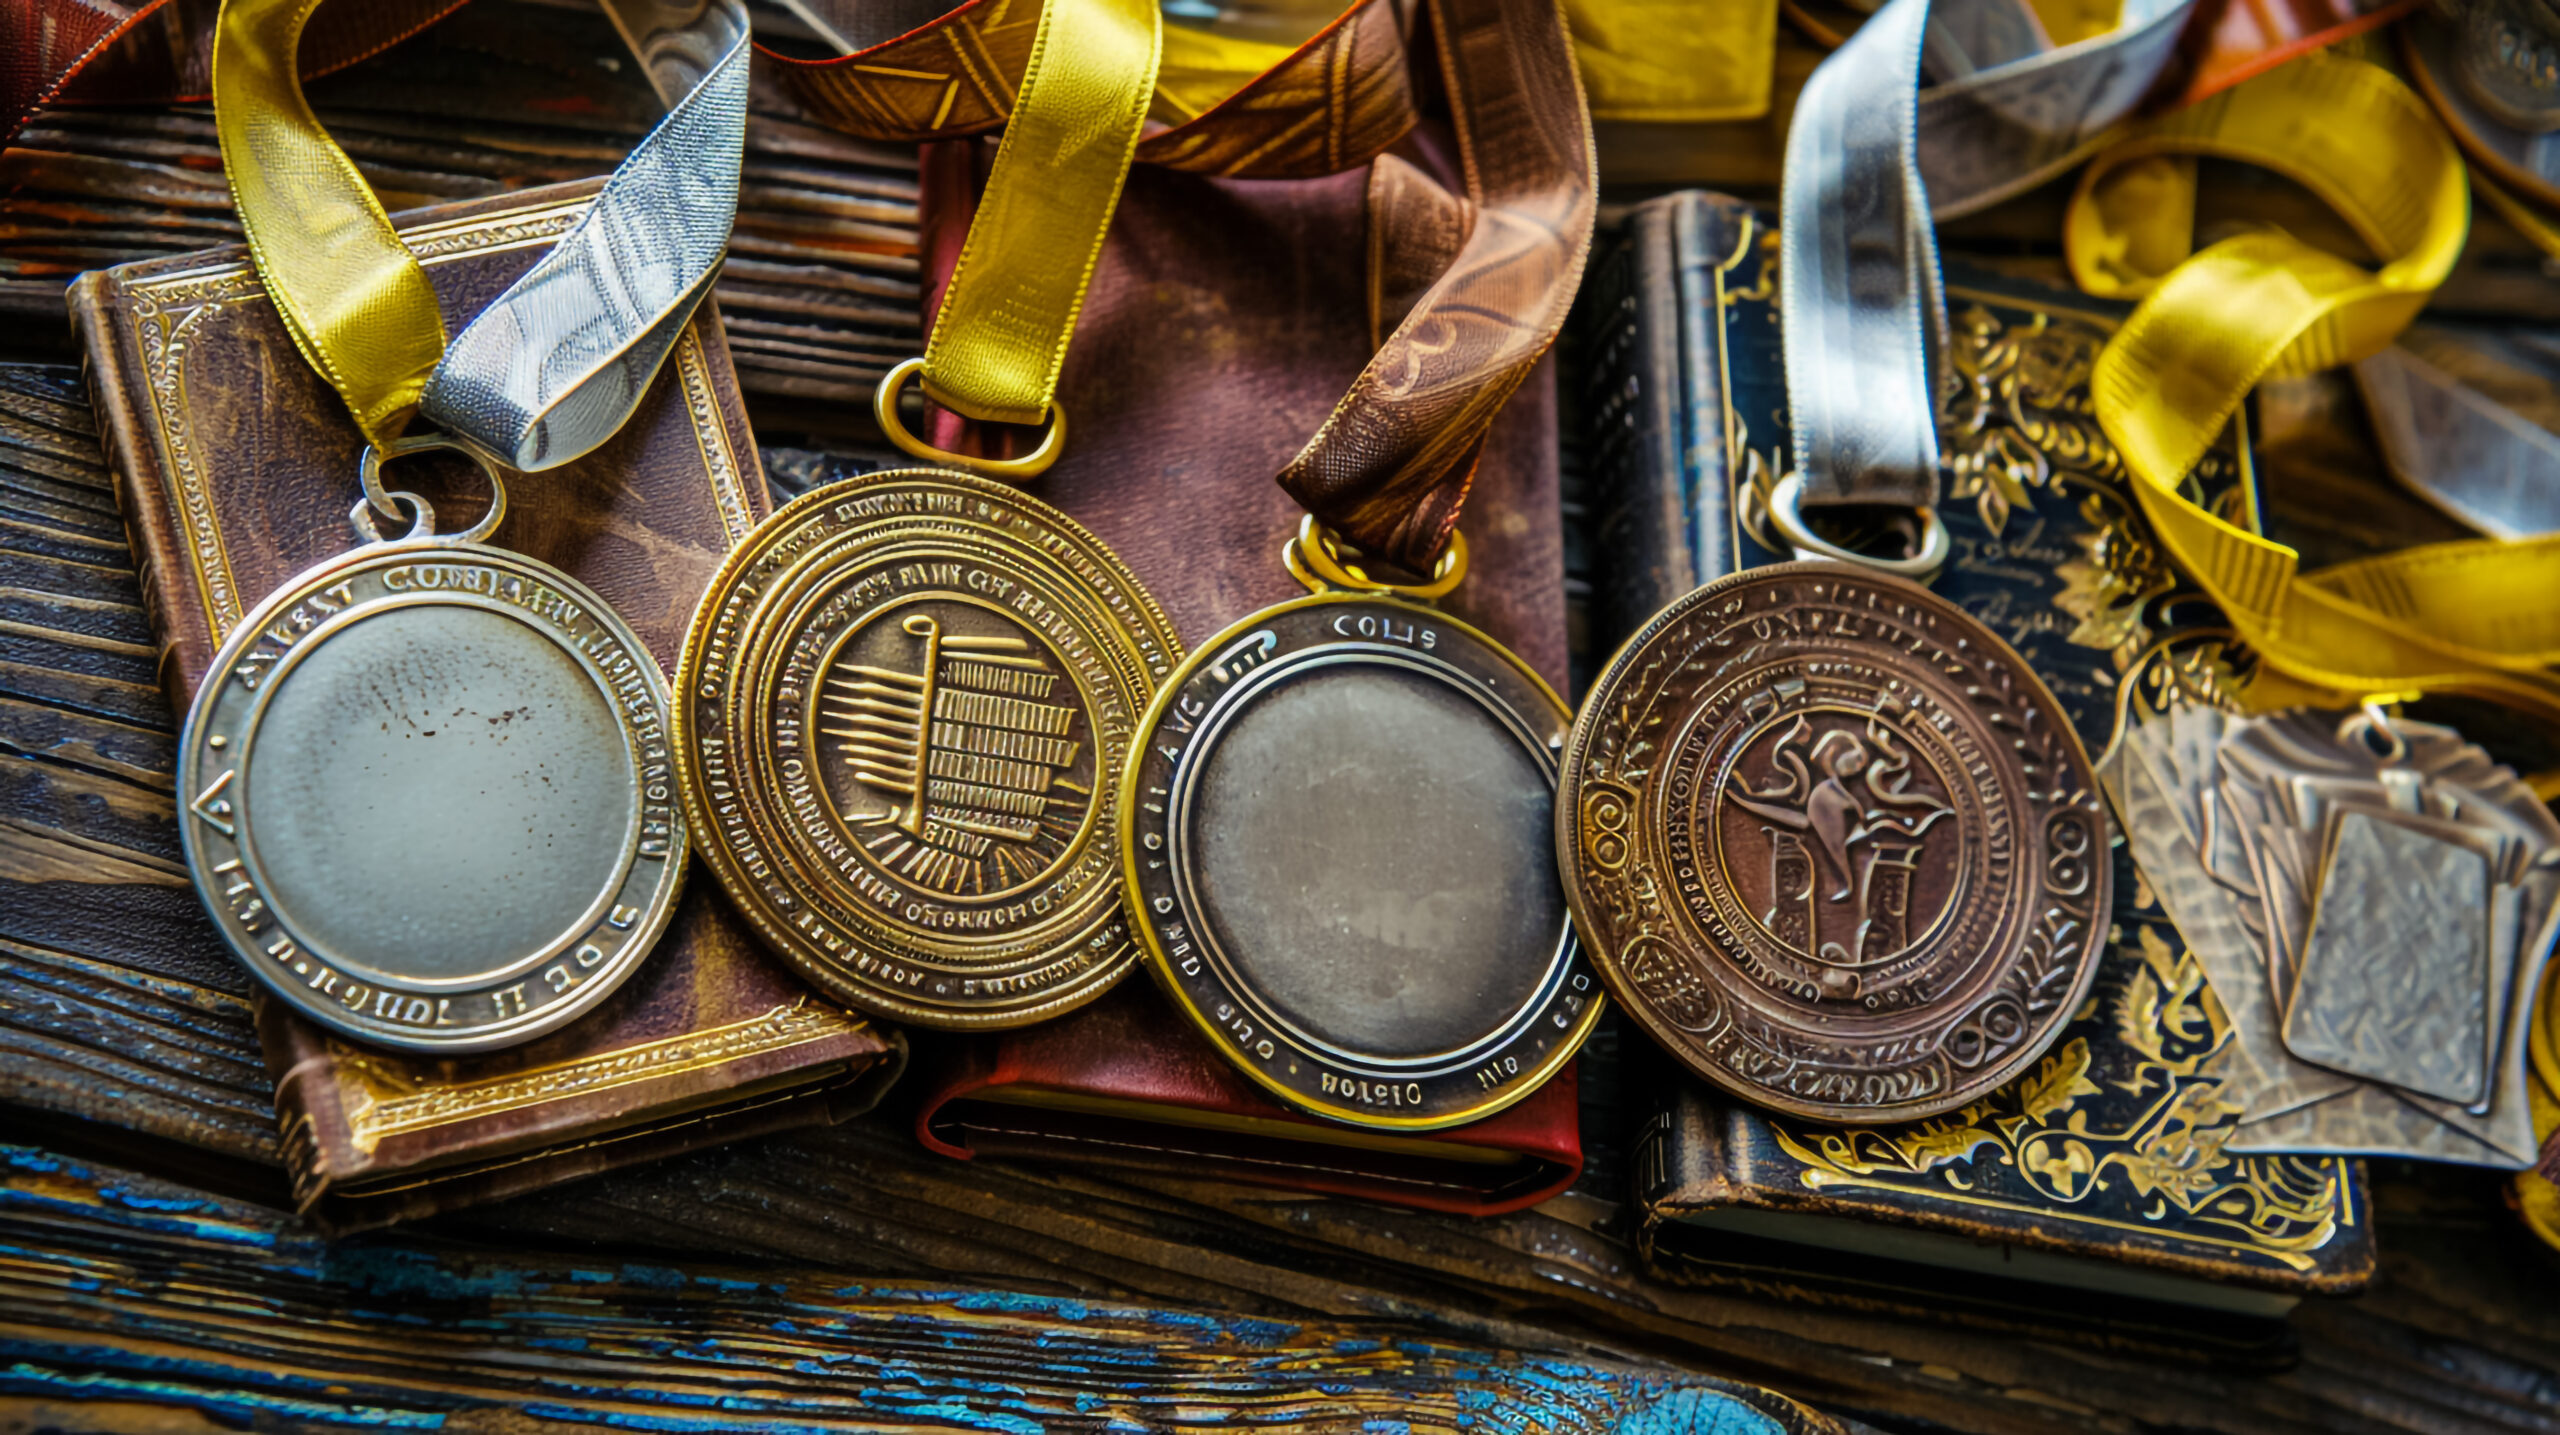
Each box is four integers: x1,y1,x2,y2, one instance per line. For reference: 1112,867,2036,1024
915,982,1582,1216
898,117,1582,1214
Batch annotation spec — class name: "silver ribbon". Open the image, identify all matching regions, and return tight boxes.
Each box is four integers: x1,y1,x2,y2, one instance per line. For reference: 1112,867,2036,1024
418,0,750,472
2356,343,2560,540
1780,0,2195,514
1918,0,2196,219
1782,0,1944,512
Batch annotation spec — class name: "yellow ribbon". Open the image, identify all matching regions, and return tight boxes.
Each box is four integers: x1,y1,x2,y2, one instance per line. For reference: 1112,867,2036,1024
919,0,1160,427
2069,50,2560,718
1152,19,1302,126
2520,969,2559,1248
213,0,448,447
1564,0,1779,123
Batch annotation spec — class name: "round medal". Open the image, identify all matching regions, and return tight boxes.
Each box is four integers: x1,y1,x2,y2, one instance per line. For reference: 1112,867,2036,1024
1558,562,2110,1123
178,521,687,1054
675,469,1180,1028
1122,555,1602,1130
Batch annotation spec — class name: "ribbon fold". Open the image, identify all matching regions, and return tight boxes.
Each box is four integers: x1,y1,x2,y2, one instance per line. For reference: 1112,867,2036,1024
917,0,1158,428
213,0,749,471
2070,49,2560,718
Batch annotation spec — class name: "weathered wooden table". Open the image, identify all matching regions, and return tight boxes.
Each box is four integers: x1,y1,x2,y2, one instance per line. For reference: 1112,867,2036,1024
5,5,2560,1430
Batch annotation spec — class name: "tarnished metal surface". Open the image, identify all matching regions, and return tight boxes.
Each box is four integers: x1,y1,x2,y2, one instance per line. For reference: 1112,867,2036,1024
178,540,684,1051
1124,593,1599,1128
1559,561,2111,1123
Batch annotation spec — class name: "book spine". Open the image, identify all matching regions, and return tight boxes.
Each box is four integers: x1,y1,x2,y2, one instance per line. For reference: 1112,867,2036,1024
1577,202,1696,652
66,272,207,717
1667,193,1740,586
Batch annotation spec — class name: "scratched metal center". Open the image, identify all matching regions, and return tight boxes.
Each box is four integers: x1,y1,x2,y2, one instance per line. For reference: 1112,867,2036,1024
180,541,686,1054
242,603,636,985
1189,661,1561,1059
1124,593,1602,1130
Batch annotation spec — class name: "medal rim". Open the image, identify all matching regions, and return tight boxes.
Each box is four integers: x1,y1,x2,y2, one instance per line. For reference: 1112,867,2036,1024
671,466,1184,1029
1556,559,2113,1124
177,536,690,1054
1118,589,1605,1131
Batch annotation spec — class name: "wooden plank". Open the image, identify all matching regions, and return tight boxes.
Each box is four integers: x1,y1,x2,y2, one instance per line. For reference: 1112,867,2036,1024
0,366,281,1187
0,1145,1861,1435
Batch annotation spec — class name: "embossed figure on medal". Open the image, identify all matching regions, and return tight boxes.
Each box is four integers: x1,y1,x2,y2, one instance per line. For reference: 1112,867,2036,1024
1561,565,2109,1121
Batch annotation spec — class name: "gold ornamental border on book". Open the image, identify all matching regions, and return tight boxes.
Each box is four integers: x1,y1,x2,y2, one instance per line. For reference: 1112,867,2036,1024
119,195,762,643
674,469,1181,1028
1560,562,2113,1123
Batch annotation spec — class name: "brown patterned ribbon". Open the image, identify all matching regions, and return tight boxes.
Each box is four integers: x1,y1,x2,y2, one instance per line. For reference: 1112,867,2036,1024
1275,0,1594,570
780,0,1592,571
762,0,1418,180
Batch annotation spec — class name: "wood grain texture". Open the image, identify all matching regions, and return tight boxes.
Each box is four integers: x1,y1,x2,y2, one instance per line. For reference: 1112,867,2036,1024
0,365,280,1190
0,1144,1859,1435
0,0,917,421
437,1110,2560,1435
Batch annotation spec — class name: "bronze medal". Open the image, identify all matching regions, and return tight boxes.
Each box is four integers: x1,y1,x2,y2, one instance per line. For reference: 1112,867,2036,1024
1558,562,2111,1122
674,469,1181,1027
1121,527,1603,1129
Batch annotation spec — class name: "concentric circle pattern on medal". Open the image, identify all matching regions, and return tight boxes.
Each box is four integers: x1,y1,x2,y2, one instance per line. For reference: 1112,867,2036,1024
675,469,1180,1028
1557,562,2110,1122
178,542,686,1053
1123,594,1603,1129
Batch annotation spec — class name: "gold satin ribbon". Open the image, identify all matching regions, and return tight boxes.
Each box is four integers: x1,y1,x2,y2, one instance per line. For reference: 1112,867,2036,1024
2474,165,2560,267
2068,49,2560,718
2522,969,2560,1251
919,0,1159,427
213,0,447,447
1152,18,1305,125
1564,0,1779,122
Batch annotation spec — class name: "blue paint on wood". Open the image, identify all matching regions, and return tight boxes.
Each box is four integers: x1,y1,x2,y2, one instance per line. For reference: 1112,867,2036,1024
2,1368,446,1428
1613,1389,1789,1435
1,1143,1827,1434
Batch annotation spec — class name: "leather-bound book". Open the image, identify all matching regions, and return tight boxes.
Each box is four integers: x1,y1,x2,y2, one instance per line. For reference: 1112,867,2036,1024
916,982,1581,1217
890,132,1581,1209
1575,192,2375,1355
66,178,904,1231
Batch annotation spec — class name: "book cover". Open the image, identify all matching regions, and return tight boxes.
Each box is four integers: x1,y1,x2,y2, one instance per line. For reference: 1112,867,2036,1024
1574,192,2374,1339
66,179,903,1230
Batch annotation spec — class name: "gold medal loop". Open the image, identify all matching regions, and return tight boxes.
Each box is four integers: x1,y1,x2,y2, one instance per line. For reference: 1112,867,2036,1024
873,357,1068,481
908,0,1159,446
352,433,508,547
1283,515,1466,599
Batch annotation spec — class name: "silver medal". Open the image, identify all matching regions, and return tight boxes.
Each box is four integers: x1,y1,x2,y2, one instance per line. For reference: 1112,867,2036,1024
179,455,685,1052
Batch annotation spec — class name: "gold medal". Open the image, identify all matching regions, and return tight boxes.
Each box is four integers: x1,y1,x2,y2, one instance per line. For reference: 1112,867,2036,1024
675,469,1180,1027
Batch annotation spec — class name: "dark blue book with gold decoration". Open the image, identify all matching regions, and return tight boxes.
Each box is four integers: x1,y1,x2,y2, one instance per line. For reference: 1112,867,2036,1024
1569,190,2374,1361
